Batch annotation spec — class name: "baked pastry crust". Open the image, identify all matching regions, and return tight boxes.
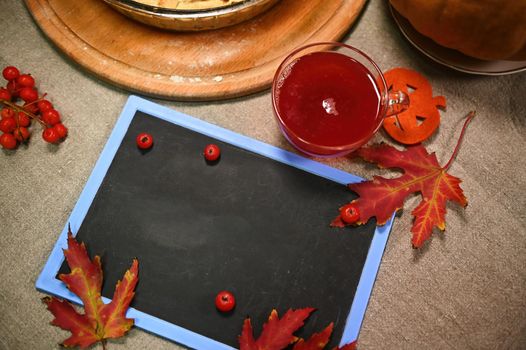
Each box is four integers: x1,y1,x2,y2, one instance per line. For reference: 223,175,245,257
132,0,245,11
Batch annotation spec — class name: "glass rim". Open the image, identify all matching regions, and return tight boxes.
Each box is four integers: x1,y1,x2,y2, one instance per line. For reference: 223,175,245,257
271,41,389,155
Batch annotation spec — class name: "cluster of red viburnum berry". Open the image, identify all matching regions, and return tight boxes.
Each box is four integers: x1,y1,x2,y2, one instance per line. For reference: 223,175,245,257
0,66,68,150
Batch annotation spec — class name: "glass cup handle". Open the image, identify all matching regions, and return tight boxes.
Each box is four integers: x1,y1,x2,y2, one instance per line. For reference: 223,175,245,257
385,91,410,117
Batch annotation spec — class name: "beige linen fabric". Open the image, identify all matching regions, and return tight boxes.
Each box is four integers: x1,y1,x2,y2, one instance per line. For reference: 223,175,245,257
0,1,525,349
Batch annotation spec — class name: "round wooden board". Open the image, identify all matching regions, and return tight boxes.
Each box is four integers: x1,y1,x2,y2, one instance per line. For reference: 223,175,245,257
25,0,366,101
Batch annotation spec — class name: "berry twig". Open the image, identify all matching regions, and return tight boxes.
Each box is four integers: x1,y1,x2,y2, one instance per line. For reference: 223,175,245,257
1,65,68,149
0,98,46,127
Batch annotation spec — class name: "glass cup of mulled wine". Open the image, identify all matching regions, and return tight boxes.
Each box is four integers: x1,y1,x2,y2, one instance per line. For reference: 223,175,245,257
272,42,409,157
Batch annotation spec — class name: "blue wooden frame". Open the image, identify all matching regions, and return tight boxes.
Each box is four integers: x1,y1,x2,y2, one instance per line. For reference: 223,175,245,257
36,96,394,350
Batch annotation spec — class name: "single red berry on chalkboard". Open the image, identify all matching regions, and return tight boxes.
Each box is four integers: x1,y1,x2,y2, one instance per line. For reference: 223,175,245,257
340,204,360,224
2,66,20,81
215,291,235,312
0,133,17,149
136,132,153,150
204,144,221,161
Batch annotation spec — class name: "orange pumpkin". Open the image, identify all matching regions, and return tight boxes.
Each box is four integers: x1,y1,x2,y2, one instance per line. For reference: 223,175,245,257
390,0,526,61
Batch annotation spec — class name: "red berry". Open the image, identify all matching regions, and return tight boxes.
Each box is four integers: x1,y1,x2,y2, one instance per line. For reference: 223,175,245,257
2,66,20,81
42,109,61,126
16,112,31,127
19,87,39,103
53,123,68,139
23,103,39,115
215,291,235,312
16,74,35,88
37,99,53,113
0,133,17,149
1,108,15,120
136,132,153,150
340,203,360,224
14,127,30,142
0,117,16,133
6,80,18,97
42,127,60,144
204,144,221,161
0,88,11,101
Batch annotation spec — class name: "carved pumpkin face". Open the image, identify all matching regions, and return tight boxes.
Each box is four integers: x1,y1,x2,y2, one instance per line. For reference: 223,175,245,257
383,68,446,145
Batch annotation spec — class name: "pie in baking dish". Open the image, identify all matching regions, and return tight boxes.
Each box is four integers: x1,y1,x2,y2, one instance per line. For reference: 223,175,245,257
132,0,246,11
104,0,279,31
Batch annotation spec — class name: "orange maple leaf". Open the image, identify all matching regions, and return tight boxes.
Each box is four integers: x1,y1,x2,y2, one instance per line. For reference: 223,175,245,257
292,322,357,350
239,308,314,350
332,112,474,247
332,144,467,247
331,112,476,247
43,228,139,349
239,309,357,350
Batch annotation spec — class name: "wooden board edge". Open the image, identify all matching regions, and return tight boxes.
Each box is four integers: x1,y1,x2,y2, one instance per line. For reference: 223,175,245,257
25,0,367,101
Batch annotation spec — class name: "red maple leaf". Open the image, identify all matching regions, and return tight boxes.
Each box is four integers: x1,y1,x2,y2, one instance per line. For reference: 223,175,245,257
42,228,139,349
239,309,357,350
332,112,474,248
292,323,357,350
292,323,333,350
239,308,314,350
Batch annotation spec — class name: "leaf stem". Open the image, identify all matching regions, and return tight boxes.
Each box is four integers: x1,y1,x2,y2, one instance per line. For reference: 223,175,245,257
443,111,475,170
0,98,47,127
102,340,107,350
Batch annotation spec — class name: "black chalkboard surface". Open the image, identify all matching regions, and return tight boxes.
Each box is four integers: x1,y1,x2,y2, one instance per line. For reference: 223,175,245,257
40,97,391,350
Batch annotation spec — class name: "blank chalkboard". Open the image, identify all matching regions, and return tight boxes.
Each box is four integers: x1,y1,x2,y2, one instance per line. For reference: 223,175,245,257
39,96,392,350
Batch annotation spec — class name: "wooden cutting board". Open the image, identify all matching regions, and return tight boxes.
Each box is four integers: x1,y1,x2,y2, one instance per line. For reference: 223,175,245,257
25,0,366,101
